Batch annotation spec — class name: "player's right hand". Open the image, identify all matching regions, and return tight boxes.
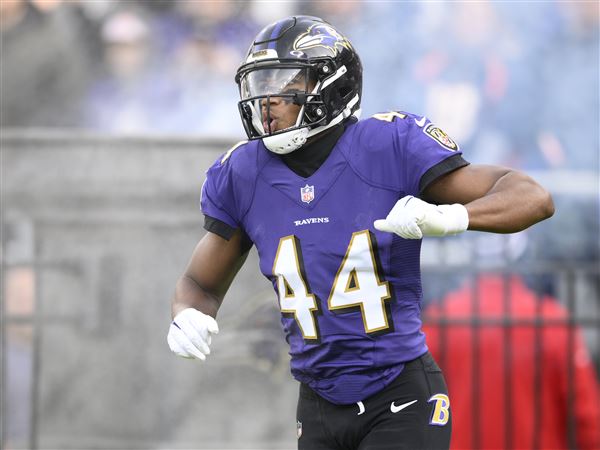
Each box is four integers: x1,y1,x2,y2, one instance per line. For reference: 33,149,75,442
167,308,219,361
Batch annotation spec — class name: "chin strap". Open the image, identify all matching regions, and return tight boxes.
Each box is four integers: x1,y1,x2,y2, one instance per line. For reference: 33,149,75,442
263,95,361,155
263,127,310,154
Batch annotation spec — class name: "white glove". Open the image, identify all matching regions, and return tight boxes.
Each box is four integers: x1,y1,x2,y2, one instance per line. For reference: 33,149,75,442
167,308,219,361
374,195,469,239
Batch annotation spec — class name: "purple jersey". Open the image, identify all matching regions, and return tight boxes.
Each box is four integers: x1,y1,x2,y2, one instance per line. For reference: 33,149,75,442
201,112,467,404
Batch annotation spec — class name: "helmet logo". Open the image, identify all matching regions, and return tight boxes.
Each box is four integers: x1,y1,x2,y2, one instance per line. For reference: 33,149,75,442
293,24,352,56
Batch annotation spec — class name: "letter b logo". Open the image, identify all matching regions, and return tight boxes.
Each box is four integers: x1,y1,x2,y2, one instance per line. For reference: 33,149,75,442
428,393,450,426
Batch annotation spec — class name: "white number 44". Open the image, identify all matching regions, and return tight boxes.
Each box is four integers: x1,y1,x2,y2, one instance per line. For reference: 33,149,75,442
272,231,391,340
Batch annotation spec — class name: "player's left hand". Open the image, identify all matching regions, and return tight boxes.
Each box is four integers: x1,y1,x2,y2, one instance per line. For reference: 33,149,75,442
373,195,469,239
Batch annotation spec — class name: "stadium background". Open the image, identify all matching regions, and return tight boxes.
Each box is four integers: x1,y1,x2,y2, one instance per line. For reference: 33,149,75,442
1,1,598,449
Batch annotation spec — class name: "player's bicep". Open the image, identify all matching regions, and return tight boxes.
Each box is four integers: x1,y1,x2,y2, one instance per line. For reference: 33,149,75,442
421,164,511,205
184,229,249,300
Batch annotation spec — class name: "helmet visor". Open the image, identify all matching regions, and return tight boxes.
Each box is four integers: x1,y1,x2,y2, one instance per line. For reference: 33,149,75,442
240,68,313,100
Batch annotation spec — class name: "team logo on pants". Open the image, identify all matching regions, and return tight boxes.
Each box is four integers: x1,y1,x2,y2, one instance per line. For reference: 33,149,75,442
428,393,450,426
296,420,303,439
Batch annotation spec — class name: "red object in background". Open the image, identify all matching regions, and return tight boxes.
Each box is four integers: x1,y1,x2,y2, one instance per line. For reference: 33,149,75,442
424,275,600,450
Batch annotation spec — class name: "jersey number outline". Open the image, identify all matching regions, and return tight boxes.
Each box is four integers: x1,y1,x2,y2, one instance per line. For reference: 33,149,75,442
372,111,407,122
272,236,319,339
272,231,391,340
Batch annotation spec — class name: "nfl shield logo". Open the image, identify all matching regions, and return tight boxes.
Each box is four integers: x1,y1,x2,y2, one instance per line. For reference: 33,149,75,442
296,420,302,439
300,184,314,203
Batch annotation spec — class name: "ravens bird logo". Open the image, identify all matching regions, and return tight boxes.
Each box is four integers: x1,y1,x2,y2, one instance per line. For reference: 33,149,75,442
293,24,353,56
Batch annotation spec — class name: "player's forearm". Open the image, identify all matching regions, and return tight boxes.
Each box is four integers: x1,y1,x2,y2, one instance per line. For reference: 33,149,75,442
465,171,554,233
171,275,222,320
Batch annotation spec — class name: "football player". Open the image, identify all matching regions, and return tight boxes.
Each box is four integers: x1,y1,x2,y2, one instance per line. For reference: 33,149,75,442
167,16,554,450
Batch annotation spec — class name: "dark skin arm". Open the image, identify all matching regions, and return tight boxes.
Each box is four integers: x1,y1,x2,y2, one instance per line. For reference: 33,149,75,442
172,165,554,319
422,164,555,233
171,229,247,319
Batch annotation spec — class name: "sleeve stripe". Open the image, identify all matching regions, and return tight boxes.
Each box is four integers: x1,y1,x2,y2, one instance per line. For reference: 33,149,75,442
203,215,254,254
418,154,470,193
204,215,236,240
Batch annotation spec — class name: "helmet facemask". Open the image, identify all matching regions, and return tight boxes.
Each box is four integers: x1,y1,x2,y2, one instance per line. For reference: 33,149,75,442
237,60,328,150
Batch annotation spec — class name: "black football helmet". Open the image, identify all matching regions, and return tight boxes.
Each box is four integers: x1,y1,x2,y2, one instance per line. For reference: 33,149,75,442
235,16,362,154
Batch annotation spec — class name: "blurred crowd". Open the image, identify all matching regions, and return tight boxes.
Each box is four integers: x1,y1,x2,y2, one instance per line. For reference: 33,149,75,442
1,0,599,172
2,0,599,276
2,3,599,448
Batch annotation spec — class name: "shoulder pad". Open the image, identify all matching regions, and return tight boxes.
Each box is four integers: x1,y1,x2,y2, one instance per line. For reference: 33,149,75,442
220,140,249,165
